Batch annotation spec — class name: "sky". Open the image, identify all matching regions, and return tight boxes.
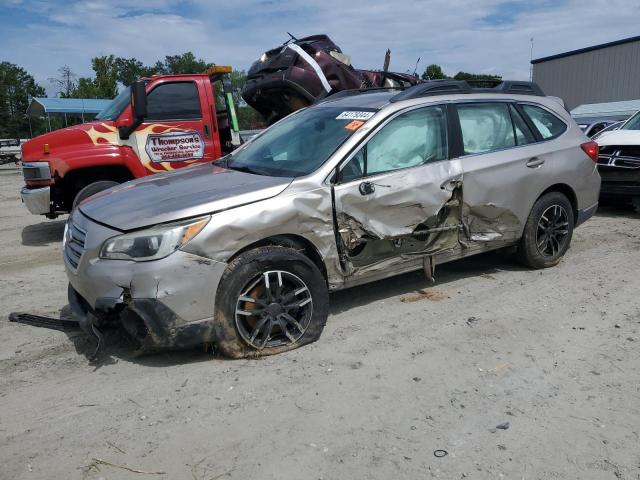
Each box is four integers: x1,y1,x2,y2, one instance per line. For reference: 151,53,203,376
1,0,639,96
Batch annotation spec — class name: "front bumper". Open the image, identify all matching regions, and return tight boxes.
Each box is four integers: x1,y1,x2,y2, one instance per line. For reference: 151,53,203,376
20,186,51,215
65,211,228,349
597,165,640,200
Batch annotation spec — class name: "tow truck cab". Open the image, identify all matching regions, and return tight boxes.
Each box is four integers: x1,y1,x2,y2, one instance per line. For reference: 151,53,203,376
20,66,241,218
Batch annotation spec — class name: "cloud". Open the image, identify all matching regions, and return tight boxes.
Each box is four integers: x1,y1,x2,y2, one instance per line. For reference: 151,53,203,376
1,0,639,95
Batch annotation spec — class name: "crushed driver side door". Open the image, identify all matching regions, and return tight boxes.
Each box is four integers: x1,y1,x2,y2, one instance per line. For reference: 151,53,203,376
332,105,464,278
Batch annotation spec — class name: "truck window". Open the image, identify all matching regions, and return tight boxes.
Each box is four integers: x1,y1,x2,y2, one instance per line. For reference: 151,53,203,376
146,81,202,121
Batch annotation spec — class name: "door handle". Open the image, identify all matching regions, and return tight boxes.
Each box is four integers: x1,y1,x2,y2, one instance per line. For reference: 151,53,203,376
204,124,210,139
359,181,375,196
526,157,545,168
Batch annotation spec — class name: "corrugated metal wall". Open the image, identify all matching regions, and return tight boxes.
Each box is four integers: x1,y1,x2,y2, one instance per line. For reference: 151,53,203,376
532,40,640,110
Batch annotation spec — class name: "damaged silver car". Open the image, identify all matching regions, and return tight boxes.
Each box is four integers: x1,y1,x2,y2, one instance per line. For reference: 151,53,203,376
65,80,600,358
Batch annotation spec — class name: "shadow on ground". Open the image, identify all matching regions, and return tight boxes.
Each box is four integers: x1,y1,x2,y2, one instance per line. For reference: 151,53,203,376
329,248,525,315
21,220,66,246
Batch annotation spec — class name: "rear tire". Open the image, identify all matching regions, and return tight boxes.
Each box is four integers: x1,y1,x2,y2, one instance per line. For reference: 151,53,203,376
213,246,329,359
72,181,119,209
517,192,574,269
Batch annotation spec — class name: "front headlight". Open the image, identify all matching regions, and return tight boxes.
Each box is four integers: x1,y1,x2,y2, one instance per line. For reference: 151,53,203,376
100,216,210,261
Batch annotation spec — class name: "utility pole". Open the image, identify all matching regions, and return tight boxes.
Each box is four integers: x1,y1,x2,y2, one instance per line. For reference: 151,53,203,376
529,37,534,81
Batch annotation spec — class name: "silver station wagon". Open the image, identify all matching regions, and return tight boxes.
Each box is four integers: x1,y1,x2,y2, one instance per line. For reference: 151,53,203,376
65,80,601,358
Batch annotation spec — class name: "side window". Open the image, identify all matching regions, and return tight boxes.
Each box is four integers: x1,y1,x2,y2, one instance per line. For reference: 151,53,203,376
520,104,566,139
509,105,536,145
457,103,515,155
146,82,201,121
340,106,448,181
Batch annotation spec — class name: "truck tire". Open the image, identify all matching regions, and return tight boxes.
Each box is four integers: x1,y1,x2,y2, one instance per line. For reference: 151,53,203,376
72,181,119,209
517,192,574,269
213,246,329,359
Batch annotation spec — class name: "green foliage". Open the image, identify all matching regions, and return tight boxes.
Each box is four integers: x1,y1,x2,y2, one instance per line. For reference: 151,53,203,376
159,52,211,75
0,61,46,138
419,64,502,83
453,71,502,82
237,106,265,130
113,57,153,86
421,64,447,80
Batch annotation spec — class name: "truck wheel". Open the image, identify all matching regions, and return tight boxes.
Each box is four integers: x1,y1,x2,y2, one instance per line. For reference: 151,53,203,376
517,192,574,269
72,181,119,209
213,246,329,359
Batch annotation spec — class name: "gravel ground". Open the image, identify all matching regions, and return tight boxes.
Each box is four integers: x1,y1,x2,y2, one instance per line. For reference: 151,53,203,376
1,163,639,480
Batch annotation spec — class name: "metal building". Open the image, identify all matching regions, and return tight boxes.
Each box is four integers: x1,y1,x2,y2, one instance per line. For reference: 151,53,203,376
531,35,640,110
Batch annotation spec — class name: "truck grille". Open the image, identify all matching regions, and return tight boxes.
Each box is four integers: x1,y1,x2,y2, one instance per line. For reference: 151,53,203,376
64,220,87,270
598,146,640,169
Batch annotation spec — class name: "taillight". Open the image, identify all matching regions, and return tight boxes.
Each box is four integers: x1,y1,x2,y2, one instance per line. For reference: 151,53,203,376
581,141,599,162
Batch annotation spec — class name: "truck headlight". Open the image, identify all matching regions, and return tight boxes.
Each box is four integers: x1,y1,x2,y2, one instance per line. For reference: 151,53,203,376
100,216,209,261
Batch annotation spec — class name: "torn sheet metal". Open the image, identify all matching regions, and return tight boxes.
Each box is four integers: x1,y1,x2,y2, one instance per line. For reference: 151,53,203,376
332,160,465,277
462,203,521,242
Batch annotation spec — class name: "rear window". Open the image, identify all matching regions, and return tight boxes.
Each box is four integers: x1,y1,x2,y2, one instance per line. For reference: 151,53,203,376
521,104,566,139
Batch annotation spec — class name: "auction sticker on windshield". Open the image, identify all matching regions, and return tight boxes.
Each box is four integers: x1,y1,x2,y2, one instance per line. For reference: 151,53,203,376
336,111,375,121
145,131,205,162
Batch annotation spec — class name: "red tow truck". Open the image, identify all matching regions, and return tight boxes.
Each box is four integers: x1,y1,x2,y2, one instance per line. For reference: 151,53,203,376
20,66,242,218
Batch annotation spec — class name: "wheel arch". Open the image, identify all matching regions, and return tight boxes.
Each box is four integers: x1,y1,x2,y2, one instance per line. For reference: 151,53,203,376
537,183,578,222
227,234,328,282
58,165,134,209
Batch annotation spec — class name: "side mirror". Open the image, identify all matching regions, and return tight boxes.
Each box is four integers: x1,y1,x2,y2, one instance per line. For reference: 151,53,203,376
131,81,147,119
119,81,147,140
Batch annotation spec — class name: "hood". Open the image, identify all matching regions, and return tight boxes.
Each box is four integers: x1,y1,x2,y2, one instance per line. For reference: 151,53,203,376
79,162,292,231
21,121,118,162
595,129,640,146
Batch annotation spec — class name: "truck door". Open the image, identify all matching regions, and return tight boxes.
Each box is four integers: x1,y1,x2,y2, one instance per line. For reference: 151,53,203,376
332,105,463,277
129,79,217,174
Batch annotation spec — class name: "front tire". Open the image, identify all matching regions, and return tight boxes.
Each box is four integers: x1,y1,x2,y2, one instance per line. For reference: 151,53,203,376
517,192,574,269
213,246,329,359
72,180,119,209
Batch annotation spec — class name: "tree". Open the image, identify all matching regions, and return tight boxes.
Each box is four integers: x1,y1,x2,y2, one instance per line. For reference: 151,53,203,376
453,71,502,82
49,65,77,98
160,52,211,74
0,62,46,138
66,55,119,99
91,55,118,98
421,64,447,80
114,57,147,86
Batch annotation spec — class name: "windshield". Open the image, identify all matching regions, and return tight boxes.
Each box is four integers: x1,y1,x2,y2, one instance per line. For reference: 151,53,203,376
225,106,377,177
95,87,131,121
621,111,640,130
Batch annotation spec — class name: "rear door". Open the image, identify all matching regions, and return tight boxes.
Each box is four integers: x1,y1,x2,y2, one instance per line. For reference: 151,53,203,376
455,101,550,243
332,105,463,276
129,79,217,174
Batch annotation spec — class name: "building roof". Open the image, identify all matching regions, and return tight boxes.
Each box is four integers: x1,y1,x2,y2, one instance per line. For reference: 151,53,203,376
531,35,640,65
26,97,112,116
570,99,640,120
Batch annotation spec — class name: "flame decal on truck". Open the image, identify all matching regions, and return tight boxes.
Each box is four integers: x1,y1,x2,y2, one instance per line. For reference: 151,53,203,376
83,122,203,174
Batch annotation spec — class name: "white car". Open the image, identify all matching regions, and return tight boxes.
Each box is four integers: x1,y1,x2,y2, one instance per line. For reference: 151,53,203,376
595,111,640,204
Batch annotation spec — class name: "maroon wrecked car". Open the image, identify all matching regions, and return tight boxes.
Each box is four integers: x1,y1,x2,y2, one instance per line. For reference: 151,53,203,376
242,34,419,123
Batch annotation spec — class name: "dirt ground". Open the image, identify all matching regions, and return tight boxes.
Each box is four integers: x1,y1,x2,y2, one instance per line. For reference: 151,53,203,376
1,163,639,480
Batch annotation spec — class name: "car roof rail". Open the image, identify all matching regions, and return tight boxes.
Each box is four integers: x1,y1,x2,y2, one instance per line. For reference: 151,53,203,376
317,86,404,104
389,79,545,102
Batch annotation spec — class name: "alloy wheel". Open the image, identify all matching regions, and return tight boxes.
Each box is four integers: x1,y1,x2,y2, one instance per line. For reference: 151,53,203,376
235,270,313,349
535,204,570,257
